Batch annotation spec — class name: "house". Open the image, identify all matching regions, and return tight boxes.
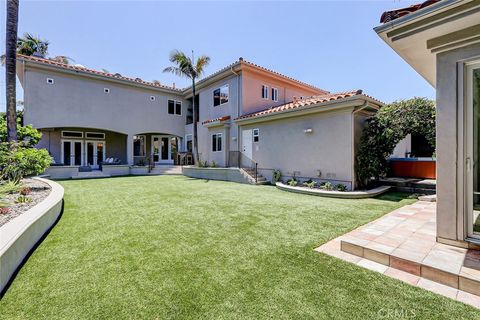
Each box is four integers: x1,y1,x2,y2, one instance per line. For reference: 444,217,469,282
17,54,382,189
375,0,480,247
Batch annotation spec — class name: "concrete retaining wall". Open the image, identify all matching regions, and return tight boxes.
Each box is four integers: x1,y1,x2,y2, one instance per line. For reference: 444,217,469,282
45,166,80,179
0,178,64,294
102,165,130,177
182,166,251,184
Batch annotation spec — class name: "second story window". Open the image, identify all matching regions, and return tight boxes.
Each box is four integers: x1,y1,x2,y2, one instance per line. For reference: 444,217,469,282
213,85,229,107
168,100,182,115
262,85,268,99
272,88,278,102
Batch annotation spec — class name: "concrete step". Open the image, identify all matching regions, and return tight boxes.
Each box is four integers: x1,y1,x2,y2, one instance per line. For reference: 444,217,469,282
148,166,183,175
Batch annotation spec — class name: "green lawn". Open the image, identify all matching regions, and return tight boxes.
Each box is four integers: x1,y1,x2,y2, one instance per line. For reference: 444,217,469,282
1,176,478,319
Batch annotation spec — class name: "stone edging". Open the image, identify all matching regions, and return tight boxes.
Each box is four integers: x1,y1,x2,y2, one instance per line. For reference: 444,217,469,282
0,178,64,294
275,182,390,199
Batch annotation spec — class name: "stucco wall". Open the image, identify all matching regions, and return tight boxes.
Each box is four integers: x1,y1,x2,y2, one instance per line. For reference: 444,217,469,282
241,69,322,115
239,108,355,186
436,42,480,243
391,135,412,158
23,67,187,137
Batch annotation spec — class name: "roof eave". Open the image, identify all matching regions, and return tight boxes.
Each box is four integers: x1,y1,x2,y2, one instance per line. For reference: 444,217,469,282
19,57,183,95
235,96,381,125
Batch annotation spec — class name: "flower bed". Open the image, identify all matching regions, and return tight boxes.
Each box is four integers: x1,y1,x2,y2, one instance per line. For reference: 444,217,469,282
0,178,51,227
275,182,390,199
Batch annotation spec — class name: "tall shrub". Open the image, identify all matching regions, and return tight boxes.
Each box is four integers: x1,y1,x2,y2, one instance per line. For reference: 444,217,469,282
356,97,435,188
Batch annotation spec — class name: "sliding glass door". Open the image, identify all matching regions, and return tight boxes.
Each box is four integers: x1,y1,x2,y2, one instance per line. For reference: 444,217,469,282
466,62,480,239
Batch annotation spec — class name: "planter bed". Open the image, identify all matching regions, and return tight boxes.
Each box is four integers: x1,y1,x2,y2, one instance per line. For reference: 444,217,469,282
275,182,390,199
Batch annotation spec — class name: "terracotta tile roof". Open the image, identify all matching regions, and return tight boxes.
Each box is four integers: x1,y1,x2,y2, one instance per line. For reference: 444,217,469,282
380,0,440,23
202,115,231,125
195,57,328,94
235,89,383,121
17,54,181,92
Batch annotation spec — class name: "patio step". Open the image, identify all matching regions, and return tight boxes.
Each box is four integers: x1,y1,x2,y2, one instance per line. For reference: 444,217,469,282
148,165,183,175
241,168,269,185
72,171,111,179
340,238,480,296
378,178,436,195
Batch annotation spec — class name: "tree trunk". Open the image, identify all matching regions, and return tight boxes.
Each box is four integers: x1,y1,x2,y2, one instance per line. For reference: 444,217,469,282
5,0,19,142
192,78,200,165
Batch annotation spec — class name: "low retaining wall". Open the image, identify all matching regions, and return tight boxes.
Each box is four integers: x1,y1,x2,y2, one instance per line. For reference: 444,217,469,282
0,178,64,294
130,166,149,175
182,166,251,184
45,166,80,179
276,182,390,199
102,165,130,177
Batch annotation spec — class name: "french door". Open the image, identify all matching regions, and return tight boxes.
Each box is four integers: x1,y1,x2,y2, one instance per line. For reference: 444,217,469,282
466,62,480,239
62,140,83,166
86,140,106,169
152,135,173,164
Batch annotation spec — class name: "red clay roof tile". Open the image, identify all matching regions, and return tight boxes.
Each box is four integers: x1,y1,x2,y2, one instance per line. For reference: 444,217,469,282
380,0,440,23
202,115,231,125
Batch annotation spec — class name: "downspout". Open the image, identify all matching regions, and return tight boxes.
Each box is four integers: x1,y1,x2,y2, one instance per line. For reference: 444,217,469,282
230,66,241,157
351,101,370,190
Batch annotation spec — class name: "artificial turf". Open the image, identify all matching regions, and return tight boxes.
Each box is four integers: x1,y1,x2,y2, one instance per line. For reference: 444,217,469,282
1,175,479,319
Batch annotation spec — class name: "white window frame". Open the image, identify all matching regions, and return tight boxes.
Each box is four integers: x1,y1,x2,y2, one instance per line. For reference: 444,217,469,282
85,132,105,140
168,99,182,116
61,139,84,166
213,84,229,107
61,130,83,138
85,140,107,169
253,128,260,143
262,85,269,99
133,135,146,157
272,88,278,102
212,133,223,152
46,78,54,84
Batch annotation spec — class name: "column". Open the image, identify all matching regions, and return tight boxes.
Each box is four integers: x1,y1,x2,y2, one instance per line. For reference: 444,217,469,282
126,134,134,165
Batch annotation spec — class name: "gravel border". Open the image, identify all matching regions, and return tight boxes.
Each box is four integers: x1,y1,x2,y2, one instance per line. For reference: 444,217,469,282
0,178,52,227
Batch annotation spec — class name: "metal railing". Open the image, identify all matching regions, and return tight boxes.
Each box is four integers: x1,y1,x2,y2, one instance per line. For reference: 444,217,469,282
147,155,155,173
228,151,258,183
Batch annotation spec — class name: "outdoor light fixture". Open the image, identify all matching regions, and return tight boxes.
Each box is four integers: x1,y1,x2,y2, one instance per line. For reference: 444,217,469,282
304,128,313,134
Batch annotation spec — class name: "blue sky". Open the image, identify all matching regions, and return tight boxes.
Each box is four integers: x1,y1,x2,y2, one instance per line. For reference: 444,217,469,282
0,0,435,111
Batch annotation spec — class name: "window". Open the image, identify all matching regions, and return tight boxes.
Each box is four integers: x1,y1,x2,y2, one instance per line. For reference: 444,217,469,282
168,100,182,115
262,85,268,99
85,132,105,139
133,135,146,157
272,88,278,102
46,78,54,84
213,85,229,106
212,133,222,152
253,129,259,142
150,96,156,101
61,131,83,138
104,88,110,93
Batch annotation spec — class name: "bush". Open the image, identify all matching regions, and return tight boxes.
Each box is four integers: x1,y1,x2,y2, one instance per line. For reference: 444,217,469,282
356,97,435,188
20,187,31,195
0,142,51,183
320,181,334,191
303,180,316,189
210,161,217,168
335,184,348,192
15,195,32,203
0,180,21,194
287,178,298,186
272,170,282,183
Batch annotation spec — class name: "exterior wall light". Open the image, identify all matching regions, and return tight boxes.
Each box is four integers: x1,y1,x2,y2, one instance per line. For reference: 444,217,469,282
304,128,313,134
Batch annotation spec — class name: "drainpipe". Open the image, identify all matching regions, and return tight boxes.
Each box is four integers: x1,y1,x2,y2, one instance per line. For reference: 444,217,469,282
230,66,241,156
351,101,371,190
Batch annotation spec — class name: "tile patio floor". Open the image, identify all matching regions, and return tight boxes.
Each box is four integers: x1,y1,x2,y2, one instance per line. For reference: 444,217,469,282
315,201,480,309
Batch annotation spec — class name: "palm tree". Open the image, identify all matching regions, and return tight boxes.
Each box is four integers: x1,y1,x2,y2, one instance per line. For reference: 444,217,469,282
163,50,210,164
52,55,74,65
17,32,49,57
5,0,19,142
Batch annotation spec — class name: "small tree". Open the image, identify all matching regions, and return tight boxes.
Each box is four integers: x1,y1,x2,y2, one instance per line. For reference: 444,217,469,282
356,97,435,188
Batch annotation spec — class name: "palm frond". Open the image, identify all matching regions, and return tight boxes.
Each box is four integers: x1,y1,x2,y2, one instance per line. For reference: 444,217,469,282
195,55,211,76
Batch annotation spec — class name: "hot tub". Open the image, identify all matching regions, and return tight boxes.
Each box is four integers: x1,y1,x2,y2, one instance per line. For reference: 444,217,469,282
389,157,436,179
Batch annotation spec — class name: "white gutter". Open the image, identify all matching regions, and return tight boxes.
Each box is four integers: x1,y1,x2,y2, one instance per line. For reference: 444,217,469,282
373,0,461,34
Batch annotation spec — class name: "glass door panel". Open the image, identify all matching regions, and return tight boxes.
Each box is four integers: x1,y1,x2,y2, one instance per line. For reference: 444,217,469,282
74,142,82,165
472,67,480,237
161,137,169,160
87,142,94,167
153,137,160,162
63,141,72,165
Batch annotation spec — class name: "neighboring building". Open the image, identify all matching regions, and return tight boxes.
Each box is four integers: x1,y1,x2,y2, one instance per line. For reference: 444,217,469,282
375,0,480,246
17,55,382,189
